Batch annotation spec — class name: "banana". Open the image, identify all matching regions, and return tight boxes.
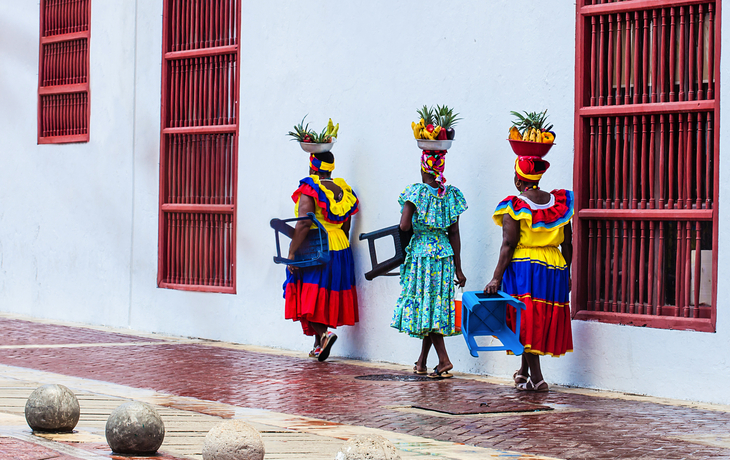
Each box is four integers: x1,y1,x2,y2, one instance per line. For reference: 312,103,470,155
522,128,529,141
326,118,335,136
535,129,542,143
331,123,339,138
412,121,422,139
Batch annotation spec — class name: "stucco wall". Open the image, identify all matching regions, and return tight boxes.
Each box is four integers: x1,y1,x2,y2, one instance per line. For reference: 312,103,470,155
1,0,728,404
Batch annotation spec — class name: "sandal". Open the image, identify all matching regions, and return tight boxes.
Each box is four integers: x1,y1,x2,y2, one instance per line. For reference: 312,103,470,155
428,365,454,379
413,362,428,375
516,378,549,392
513,370,529,385
317,332,337,362
308,347,322,358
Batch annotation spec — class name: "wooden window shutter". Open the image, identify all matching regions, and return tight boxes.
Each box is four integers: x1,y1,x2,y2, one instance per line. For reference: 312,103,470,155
573,0,720,331
38,0,91,144
157,0,241,293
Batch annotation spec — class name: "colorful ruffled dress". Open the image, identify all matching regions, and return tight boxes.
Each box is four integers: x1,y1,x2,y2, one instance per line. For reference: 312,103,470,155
284,176,359,336
391,184,467,338
492,189,574,356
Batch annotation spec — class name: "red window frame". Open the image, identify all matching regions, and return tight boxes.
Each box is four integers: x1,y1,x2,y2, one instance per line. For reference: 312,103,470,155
157,0,241,293
573,0,720,332
37,0,91,144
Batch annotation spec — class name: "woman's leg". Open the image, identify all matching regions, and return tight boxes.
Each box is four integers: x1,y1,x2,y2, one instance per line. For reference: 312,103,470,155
524,353,547,390
429,333,453,373
309,322,327,337
415,335,432,373
514,354,529,384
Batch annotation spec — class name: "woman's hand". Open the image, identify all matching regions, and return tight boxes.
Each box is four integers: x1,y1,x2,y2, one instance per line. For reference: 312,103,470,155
287,252,298,273
484,278,501,294
455,269,466,287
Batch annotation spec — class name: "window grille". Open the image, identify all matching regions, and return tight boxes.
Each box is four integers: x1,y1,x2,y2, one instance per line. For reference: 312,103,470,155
158,0,240,293
38,0,91,144
573,0,719,331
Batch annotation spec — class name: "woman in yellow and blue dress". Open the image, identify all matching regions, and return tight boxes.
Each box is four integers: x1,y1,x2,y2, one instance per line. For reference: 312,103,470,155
284,151,359,362
485,156,573,392
391,150,467,378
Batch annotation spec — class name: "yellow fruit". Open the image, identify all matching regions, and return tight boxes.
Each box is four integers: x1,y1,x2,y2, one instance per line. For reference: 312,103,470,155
542,132,555,143
509,126,522,140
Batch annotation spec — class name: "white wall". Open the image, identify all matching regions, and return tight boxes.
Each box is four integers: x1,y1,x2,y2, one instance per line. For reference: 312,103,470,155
1,0,729,404
0,1,137,326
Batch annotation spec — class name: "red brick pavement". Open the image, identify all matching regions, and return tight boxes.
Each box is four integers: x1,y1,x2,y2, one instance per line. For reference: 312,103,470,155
0,319,728,459
0,319,162,346
0,437,80,459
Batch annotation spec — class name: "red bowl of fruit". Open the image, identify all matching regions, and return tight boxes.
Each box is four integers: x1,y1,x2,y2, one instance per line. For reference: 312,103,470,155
508,139,554,158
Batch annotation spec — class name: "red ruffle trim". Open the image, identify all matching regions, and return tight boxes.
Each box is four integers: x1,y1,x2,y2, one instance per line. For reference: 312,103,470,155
506,296,573,357
285,281,359,336
291,180,359,224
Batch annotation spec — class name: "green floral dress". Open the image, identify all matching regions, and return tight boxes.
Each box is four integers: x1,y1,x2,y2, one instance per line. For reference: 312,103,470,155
391,183,468,338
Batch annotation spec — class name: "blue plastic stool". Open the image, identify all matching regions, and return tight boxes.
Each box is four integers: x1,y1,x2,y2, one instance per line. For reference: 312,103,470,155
270,212,330,267
461,290,526,357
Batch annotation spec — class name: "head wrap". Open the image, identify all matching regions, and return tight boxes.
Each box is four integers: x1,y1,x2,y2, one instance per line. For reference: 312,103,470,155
515,156,550,182
310,154,335,173
421,150,447,185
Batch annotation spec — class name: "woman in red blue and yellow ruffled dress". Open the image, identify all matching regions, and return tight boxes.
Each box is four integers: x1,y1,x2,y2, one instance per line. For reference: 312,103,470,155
284,151,359,362
485,156,573,392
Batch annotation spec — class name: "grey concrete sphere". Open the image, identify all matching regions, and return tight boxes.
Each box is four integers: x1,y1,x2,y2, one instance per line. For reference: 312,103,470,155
202,420,265,460
105,401,165,454
335,434,401,460
24,384,80,432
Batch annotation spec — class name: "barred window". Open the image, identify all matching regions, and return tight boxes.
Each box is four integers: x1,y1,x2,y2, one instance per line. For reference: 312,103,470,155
157,0,240,293
573,0,719,331
38,0,91,144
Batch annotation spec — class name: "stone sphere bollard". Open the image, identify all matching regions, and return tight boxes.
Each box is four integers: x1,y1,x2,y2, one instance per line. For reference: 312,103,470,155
335,434,401,460
25,384,80,432
202,420,265,460
105,401,165,454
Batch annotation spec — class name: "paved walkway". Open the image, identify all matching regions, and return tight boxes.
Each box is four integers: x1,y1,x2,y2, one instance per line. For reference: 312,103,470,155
1,314,730,459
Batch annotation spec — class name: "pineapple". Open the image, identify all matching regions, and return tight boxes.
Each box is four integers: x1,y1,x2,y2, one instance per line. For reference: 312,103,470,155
436,104,461,140
435,104,462,129
287,115,314,142
510,110,553,136
416,105,436,127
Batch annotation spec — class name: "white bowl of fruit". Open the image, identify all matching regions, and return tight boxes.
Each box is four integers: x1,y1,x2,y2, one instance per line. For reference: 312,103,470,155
412,104,460,151
288,116,339,153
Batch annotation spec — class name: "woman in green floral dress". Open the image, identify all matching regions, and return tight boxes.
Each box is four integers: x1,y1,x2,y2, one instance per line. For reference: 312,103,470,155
391,150,467,378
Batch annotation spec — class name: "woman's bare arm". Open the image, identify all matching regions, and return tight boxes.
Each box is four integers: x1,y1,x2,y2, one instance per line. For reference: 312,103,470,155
484,214,520,293
561,221,573,291
448,218,466,287
341,218,351,239
287,194,316,262
399,201,416,232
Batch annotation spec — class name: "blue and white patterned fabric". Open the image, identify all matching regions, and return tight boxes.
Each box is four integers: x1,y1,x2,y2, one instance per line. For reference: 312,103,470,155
390,183,467,338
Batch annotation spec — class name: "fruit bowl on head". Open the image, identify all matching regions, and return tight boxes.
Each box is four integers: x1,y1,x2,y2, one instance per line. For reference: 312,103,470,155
416,139,453,151
508,139,553,158
299,137,337,153
300,138,336,154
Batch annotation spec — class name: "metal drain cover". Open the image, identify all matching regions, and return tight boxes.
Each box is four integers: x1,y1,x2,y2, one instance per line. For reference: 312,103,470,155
355,374,433,382
413,400,552,414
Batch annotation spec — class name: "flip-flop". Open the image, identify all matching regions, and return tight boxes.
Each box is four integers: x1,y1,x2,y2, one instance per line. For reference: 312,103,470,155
428,365,454,379
513,371,529,385
318,332,337,362
309,347,322,358
413,362,428,375
516,378,549,392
